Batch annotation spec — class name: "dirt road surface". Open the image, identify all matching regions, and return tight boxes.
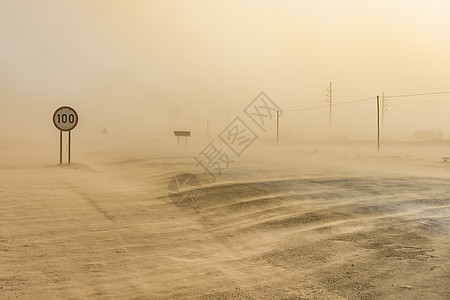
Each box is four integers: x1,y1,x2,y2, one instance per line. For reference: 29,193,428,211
1,141,449,299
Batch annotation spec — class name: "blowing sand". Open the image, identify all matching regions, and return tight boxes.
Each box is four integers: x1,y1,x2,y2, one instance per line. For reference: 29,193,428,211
0,139,449,299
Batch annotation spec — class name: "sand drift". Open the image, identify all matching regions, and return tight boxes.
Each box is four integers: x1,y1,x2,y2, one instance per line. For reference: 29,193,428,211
0,146,449,299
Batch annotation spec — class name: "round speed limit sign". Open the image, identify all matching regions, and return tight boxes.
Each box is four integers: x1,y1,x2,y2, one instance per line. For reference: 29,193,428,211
53,106,78,131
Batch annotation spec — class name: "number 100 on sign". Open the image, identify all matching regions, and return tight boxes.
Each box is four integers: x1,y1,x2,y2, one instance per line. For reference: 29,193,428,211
53,106,78,131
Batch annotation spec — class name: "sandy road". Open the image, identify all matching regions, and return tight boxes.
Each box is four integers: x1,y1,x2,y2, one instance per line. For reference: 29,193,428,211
0,146,449,299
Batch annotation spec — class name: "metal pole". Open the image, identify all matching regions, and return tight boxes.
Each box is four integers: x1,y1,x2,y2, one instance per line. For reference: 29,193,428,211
68,130,71,164
276,110,280,147
377,95,380,152
382,92,385,130
59,130,62,164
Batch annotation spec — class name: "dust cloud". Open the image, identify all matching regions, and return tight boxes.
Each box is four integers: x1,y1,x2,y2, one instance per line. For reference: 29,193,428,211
1,1,450,299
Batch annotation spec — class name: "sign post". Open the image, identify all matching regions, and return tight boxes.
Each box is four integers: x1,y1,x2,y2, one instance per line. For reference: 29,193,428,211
53,106,78,164
174,131,191,148
60,130,62,164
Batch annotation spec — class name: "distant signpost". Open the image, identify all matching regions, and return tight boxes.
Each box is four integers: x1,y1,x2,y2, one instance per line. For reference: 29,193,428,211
174,130,190,148
53,106,78,164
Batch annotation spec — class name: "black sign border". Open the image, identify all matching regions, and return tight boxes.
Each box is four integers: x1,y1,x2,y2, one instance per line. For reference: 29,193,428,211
53,106,79,131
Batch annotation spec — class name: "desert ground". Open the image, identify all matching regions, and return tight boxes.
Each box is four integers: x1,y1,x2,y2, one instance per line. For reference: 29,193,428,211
1,138,449,299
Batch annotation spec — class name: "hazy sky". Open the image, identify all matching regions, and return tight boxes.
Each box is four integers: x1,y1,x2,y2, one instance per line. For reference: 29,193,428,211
1,0,450,141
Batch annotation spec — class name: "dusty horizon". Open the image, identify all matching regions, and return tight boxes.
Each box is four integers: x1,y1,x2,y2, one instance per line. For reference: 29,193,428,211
1,0,450,146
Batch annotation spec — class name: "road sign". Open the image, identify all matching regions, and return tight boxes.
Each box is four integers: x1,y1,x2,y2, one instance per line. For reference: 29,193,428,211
53,106,78,164
174,130,191,148
174,131,190,137
53,106,78,131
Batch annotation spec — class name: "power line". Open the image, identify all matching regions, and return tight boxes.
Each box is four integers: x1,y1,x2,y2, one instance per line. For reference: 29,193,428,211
284,104,330,112
285,96,375,112
284,90,450,112
332,96,375,106
392,100,450,104
383,87,450,92
168,89,450,125
388,91,450,98
330,76,450,84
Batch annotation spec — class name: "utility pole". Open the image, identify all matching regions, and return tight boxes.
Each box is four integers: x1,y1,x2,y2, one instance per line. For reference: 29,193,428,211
276,110,280,147
377,95,380,152
381,92,387,130
327,82,332,133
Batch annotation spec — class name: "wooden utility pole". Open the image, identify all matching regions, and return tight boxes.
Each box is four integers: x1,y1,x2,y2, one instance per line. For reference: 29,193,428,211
276,110,280,147
377,95,380,152
327,82,332,132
